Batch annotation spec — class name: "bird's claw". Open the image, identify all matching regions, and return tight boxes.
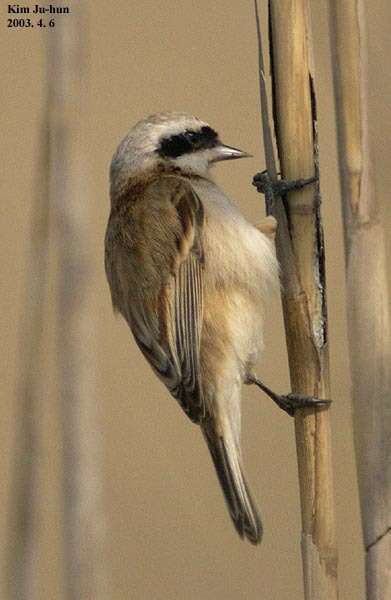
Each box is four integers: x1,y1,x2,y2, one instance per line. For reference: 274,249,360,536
277,393,331,417
252,169,318,198
249,375,331,417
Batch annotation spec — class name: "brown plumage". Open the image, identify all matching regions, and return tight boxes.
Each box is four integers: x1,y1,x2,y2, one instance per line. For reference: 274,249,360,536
106,174,205,421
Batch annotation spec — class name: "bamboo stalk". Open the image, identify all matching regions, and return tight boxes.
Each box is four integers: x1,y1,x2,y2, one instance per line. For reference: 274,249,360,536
47,5,108,598
256,1,339,597
329,2,391,598
5,118,50,600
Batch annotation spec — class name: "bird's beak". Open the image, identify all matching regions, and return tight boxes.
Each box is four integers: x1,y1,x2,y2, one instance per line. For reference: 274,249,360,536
211,144,253,162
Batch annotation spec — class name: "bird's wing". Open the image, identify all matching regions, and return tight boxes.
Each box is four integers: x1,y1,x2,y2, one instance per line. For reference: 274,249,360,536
106,176,205,423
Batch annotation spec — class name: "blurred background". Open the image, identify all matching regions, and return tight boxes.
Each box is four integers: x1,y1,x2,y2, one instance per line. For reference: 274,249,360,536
1,1,391,599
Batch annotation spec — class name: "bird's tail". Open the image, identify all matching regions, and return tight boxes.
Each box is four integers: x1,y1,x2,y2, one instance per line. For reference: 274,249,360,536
202,421,262,544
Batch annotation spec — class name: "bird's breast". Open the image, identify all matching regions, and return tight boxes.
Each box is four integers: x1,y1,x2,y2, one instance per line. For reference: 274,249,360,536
190,178,278,301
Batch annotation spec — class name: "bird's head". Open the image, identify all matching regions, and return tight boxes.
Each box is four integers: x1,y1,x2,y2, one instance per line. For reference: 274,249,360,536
110,112,251,192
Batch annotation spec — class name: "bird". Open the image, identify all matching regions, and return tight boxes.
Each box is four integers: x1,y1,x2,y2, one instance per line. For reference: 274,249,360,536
105,111,281,545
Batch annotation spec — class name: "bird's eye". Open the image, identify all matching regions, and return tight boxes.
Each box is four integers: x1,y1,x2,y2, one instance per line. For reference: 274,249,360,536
185,130,197,141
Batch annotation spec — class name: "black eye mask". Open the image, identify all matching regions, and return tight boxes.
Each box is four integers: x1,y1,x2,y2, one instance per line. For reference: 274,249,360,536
158,126,219,159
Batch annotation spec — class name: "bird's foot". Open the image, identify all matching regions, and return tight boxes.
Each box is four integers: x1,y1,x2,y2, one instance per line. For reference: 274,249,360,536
252,169,318,199
273,393,331,417
248,375,331,417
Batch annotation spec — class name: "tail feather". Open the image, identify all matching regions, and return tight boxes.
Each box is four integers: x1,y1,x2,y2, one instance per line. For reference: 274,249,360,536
202,424,262,544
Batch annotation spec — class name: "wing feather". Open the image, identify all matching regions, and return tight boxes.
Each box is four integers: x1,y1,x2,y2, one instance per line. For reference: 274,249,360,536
105,175,205,422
